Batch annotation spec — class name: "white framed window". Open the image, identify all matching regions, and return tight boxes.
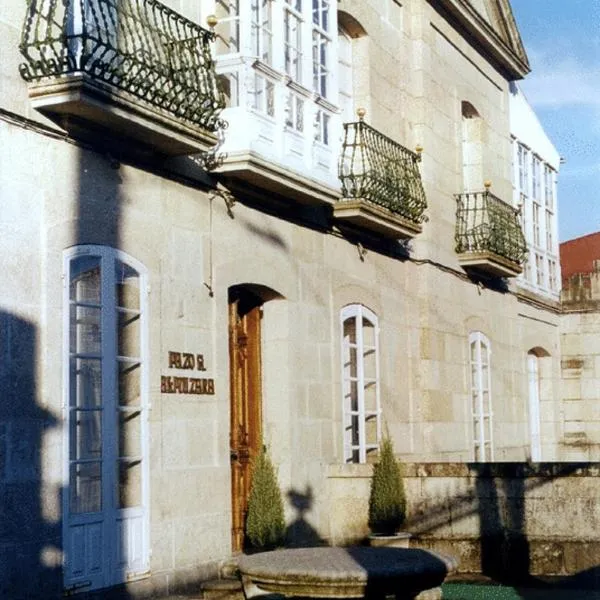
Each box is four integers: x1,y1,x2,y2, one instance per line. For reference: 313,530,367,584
469,331,493,462
284,0,303,81
532,200,541,248
532,156,541,200
548,258,557,291
545,208,553,253
311,0,330,97
544,165,554,210
535,252,545,287
285,91,304,131
63,245,149,591
341,305,381,464
215,0,241,54
314,107,330,145
518,143,528,194
251,0,272,63
527,352,542,462
252,72,275,117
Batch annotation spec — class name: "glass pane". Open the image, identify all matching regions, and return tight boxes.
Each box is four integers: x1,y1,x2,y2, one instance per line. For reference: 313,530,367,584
344,380,358,412
119,361,141,407
115,260,140,310
365,414,378,446
343,317,356,344
118,460,142,508
350,415,359,445
71,358,102,408
343,347,357,378
70,256,101,303
70,305,101,354
117,311,140,358
71,409,102,460
470,341,477,362
363,347,376,378
119,410,141,459
70,461,102,513
364,380,377,412
362,319,375,346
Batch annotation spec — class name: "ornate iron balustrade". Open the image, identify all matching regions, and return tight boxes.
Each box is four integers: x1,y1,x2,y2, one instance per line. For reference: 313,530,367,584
338,120,427,224
19,0,225,131
455,190,527,265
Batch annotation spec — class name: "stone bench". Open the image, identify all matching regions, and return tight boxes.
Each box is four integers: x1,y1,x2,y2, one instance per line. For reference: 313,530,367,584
238,547,458,600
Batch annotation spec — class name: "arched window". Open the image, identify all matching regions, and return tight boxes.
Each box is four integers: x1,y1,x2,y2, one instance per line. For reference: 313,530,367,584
461,101,483,192
341,305,381,463
469,331,493,461
527,351,541,461
63,245,149,591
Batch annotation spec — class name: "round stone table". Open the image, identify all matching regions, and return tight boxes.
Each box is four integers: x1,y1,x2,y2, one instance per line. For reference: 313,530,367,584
238,547,458,600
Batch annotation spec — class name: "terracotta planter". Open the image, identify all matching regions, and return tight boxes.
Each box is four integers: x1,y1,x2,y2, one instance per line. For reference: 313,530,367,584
368,531,412,548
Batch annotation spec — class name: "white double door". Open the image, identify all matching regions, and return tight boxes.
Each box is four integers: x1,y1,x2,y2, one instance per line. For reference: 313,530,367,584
63,247,149,592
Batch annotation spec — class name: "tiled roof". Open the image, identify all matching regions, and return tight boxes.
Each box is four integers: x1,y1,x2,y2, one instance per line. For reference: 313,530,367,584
560,232,600,279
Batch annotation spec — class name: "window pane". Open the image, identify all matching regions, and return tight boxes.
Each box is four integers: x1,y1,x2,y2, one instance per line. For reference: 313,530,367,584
365,415,378,446
362,319,375,346
118,460,142,508
344,380,358,412
70,305,101,354
343,347,357,378
70,461,102,514
119,361,141,407
115,260,140,310
70,256,101,303
363,347,376,379
71,409,102,460
117,311,140,358
71,358,102,408
119,410,141,459
343,317,356,344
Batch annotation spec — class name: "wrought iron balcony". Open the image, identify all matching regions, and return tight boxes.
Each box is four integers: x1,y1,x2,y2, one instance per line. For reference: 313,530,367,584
455,188,527,277
336,117,427,239
19,0,225,156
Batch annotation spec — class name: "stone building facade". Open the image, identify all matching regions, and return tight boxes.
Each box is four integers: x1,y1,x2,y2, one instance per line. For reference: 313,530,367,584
560,232,600,460
0,0,568,597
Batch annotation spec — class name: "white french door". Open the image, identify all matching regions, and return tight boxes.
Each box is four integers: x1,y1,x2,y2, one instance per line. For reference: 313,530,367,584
63,246,149,593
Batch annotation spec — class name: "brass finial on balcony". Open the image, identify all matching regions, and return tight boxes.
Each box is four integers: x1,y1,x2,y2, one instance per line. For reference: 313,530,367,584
484,180,492,190
415,144,423,162
356,107,367,121
206,14,218,29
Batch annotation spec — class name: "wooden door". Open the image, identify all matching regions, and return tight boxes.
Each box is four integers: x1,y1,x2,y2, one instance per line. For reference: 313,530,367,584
229,289,263,552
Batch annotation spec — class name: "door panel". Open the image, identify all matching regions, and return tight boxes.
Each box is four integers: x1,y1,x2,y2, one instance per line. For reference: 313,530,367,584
229,289,263,552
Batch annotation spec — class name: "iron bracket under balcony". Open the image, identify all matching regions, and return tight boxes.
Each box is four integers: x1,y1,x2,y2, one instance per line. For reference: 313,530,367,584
455,189,527,278
336,119,427,240
19,0,225,156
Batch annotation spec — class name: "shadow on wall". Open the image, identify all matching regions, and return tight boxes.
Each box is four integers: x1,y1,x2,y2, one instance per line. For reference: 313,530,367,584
285,486,326,547
0,311,61,599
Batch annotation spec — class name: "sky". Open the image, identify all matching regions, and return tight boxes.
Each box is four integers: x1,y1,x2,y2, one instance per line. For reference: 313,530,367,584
510,0,600,243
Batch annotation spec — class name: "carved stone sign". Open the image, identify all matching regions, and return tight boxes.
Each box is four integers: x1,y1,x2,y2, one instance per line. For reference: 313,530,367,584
161,350,215,395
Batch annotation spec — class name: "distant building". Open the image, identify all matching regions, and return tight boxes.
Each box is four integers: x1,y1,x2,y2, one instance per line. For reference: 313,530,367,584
560,232,600,459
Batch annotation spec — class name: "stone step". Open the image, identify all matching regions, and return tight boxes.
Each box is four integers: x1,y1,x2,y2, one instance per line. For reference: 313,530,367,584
201,577,244,600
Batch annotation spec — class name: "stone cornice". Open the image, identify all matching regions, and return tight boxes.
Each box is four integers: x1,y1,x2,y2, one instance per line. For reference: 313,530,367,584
431,0,530,79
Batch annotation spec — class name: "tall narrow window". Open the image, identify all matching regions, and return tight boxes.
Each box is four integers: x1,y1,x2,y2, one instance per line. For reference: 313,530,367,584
527,352,542,461
64,246,148,591
469,332,493,462
311,0,330,97
337,26,353,122
341,305,380,463
461,102,483,192
284,0,303,82
251,0,272,63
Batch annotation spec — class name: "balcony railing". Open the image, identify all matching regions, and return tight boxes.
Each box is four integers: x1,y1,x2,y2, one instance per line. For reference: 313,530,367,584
338,119,427,232
19,0,225,132
455,189,527,275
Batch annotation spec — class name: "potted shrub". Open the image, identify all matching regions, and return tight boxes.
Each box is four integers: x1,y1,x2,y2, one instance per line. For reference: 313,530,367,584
245,445,285,551
367,435,411,547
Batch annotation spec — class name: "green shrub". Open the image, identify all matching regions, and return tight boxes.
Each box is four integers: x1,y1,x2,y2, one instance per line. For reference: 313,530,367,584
368,436,407,535
246,446,285,549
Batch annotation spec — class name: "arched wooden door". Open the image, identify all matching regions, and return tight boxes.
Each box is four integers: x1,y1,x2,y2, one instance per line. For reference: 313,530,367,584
228,287,263,552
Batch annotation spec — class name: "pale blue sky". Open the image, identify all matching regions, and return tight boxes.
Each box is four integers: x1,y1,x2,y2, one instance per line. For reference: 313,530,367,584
511,0,600,242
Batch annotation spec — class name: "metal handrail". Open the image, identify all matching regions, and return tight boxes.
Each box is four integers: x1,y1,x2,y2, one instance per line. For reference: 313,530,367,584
339,120,427,224
19,0,225,131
